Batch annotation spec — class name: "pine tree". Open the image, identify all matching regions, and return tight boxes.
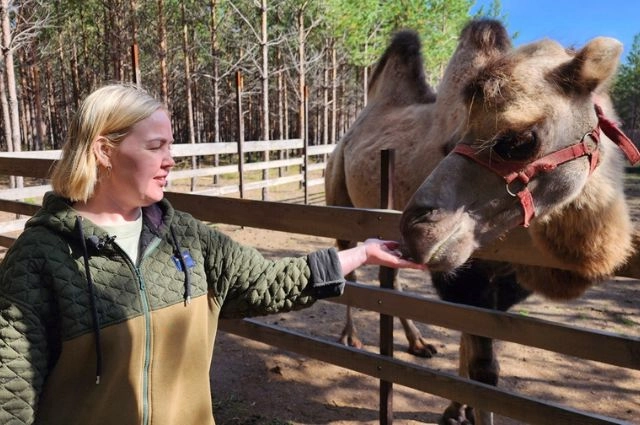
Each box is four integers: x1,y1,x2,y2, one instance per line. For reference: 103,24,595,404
613,33,640,135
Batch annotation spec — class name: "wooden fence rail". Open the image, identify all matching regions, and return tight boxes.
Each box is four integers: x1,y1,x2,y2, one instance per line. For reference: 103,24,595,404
221,315,626,425
0,155,638,424
0,140,336,200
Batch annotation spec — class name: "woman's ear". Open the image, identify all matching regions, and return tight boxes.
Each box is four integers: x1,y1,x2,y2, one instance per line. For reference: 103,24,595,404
92,137,112,168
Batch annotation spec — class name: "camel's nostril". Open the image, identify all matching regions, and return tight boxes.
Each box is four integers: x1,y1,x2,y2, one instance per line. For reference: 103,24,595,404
398,241,421,265
403,206,441,227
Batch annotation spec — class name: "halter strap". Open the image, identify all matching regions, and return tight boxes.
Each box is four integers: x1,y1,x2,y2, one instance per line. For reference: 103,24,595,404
453,104,640,227
594,103,640,164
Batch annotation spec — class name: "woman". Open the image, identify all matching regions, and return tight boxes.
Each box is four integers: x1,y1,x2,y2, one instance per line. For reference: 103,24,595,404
0,83,424,425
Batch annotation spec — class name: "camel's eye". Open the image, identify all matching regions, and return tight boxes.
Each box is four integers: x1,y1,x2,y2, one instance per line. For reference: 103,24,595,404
491,130,538,161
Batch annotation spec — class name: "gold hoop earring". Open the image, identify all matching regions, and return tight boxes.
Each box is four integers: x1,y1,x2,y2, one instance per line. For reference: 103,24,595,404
106,165,112,178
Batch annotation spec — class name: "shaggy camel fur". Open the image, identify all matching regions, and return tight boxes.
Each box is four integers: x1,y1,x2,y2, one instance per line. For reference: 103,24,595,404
325,19,638,425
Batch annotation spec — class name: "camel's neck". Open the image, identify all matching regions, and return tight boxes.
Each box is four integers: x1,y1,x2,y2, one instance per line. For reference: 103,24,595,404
528,162,633,280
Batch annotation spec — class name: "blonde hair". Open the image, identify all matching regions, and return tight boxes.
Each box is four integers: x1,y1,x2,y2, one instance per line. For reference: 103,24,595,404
51,83,165,202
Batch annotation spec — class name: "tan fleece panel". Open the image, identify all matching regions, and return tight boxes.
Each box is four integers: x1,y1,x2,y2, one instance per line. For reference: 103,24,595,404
147,295,219,425
36,316,146,425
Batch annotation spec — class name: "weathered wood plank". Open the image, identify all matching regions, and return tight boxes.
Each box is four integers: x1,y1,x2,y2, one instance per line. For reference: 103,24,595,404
307,144,335,155
221,318,629,425
164,191,401,241
0,192,637,279
333,282,640,370
0,199,40,216
0,157,56,178
163,192,584,272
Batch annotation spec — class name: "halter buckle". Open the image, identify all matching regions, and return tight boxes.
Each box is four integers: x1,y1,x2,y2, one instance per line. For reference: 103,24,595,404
580,130,599,153
506,180,521,197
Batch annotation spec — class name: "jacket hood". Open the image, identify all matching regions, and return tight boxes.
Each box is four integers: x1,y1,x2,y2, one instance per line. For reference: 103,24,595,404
28,192,176,244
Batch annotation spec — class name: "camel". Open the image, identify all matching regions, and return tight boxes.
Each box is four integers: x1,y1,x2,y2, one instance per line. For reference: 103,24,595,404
325,19,639,425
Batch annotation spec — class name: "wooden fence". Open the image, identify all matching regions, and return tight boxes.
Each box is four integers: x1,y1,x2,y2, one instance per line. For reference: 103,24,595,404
0,139,334,199
0,151,638,425
0,140,334,235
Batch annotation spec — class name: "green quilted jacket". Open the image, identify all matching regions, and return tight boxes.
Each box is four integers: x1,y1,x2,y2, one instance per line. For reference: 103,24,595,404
0,192,345,425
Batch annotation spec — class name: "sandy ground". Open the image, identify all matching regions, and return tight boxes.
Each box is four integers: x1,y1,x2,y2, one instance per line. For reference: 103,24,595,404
209,223,639,425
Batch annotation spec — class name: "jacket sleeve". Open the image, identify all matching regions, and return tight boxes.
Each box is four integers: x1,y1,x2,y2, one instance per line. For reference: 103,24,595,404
204,226,345,319
0,243,53,424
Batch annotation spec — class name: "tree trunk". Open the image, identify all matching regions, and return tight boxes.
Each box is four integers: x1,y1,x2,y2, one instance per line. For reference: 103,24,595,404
260,0,269,141
1,0,23,189
130,0,141,85
56,31,72,124
209,0,220,142
32,56,45,150
18,53,31,150
284,77,289,141
45,61,60,148
71,42,80,106
0,64,11,152
331,43,337,144
277,48,284,141
322,43,329,146
209,0,220,183
157,0,168,105
277,48,284,176
297,4,306,140
181,2,196,191
363,65,368,107
110,2,125,81
260,0,269,200
78,5,95,91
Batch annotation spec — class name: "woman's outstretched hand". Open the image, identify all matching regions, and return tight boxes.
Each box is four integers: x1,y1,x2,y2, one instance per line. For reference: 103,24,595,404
338,238,426,276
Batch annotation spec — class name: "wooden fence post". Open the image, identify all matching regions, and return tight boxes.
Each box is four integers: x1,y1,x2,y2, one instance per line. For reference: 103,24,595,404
379,148,395,424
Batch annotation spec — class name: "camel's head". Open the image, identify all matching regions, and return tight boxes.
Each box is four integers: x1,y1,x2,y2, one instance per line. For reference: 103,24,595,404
401,23,629,271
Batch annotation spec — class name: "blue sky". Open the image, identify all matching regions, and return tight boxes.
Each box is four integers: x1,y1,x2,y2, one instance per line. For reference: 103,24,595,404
471,0,639,63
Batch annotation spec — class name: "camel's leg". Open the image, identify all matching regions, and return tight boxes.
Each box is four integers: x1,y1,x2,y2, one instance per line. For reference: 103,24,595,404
338,241,438,357
439,403,475,425
400,318,438,358
337,239,363,349
465,333,498,425
438,333,497,425
439,335,476,425
339,301,363,348
433,260,528,425
384,267,438,358
466,269,529,425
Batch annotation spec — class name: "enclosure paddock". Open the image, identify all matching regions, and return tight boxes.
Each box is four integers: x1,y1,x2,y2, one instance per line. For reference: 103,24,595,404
0,152,638,424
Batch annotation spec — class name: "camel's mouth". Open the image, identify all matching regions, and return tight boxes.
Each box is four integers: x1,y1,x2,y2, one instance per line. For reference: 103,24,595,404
400,215,476,271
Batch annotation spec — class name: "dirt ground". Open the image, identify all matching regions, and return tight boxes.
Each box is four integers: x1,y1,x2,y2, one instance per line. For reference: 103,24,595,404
209,222,639,425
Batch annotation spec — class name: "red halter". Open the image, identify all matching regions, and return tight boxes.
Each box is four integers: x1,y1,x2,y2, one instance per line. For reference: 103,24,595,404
453,104,640,227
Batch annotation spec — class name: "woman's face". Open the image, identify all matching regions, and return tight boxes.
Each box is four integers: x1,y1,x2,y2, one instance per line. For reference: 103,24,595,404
106,109,175,209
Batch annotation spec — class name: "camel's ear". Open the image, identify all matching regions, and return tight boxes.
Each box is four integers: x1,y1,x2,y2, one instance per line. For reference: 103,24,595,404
92,136,113,168
550,37,622,94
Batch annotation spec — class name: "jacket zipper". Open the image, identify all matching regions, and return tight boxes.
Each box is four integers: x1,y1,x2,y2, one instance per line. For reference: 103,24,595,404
136,267,151,425
112,237,159,425
136,237,162,425
111,243,153,425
